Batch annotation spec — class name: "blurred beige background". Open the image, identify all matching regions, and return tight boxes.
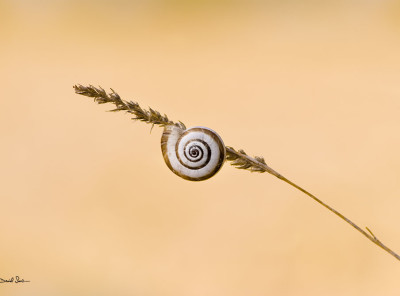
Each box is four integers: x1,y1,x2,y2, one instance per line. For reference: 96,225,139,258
1,0,400,295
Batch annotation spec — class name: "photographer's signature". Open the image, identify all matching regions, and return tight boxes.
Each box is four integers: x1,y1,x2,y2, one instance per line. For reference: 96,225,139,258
0,276,30,284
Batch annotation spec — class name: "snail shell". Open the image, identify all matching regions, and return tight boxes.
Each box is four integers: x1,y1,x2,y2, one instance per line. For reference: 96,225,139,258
161,125,226,181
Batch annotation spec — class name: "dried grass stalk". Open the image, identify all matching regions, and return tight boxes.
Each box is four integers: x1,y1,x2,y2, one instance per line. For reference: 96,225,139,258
74,84,400,262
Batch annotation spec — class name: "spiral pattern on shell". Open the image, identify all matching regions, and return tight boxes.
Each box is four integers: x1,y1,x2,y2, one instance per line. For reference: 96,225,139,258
161,126,226,181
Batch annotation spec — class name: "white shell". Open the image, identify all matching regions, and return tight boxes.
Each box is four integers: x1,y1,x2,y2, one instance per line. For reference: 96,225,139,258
161,125,226,181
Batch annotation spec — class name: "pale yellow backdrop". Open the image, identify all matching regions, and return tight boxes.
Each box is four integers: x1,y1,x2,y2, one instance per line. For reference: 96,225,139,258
1,0,400,295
